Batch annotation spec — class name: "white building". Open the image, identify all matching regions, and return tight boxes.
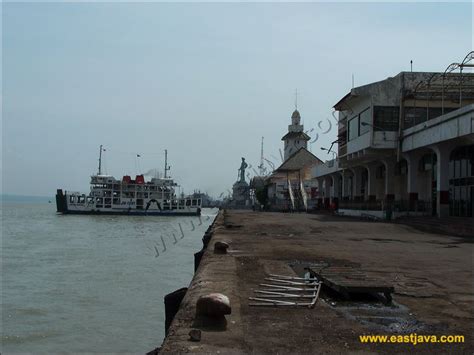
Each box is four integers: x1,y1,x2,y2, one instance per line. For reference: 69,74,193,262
312,53,474,218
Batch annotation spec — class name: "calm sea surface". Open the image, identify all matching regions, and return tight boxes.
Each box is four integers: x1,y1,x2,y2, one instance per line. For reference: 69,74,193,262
1,201,217,354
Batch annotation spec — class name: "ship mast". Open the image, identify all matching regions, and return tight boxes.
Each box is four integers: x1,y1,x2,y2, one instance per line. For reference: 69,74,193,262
164,149,171,178
98,145,103,175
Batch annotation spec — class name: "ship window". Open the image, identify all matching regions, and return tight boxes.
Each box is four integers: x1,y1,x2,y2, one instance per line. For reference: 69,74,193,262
69,196,75,203
78,195,86,204
186,200,191,206
87,197,94,203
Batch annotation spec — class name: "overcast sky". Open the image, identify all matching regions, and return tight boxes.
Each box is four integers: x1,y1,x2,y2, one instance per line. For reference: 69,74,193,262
2,2,472,197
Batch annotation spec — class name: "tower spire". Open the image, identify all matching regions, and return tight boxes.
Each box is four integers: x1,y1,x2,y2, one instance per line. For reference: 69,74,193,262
294,89,298,110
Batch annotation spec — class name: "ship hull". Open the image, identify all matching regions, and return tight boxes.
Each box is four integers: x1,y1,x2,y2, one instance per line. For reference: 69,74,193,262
58,210,201,216
56,189,201,216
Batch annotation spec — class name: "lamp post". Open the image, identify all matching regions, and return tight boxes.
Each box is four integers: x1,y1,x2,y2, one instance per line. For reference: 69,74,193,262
361,121,386,140
321,147,337,158
321,147,337,168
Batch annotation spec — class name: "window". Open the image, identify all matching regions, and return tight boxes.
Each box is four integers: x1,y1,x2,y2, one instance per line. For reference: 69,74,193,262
419,154,436,172
347,107,371,141
348,116,359,141
374,106,399,131
404,107,458,128
449,145,473,217
359,108,371,134
338,130,347,144
395,160,408,176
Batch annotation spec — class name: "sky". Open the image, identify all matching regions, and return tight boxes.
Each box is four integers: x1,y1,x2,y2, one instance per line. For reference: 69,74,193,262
2,2,472,197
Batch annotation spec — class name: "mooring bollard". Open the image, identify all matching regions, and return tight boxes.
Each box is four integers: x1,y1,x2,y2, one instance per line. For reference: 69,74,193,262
214,241,229,254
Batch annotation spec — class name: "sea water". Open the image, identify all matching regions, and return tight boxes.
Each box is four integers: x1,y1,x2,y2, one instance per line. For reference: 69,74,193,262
1,200,217,354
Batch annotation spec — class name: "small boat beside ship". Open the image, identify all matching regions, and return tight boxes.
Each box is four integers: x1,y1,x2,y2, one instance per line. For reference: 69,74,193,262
56,147,201,216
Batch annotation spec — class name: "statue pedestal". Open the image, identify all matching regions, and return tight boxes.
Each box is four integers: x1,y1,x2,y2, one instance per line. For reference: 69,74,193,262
232,181,250,206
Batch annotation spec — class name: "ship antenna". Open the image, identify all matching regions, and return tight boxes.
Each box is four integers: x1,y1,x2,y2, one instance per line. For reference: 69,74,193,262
98,145,103,175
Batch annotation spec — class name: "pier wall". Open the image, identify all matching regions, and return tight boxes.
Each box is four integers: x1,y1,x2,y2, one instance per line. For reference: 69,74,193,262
153,210,473,354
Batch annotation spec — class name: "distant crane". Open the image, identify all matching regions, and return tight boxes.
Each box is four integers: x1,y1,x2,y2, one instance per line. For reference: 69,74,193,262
257,136,267,176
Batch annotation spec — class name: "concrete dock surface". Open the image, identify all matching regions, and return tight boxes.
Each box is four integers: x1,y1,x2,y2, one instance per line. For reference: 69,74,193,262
160,210,473,354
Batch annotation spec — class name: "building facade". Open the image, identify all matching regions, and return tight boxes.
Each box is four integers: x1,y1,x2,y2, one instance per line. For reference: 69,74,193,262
313,54,474,218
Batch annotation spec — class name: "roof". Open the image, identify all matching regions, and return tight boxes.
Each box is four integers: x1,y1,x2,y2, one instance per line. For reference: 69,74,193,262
333,92,352,111
332,71,463,111
291,109,301,119
275,148,323,172
281,131,311,141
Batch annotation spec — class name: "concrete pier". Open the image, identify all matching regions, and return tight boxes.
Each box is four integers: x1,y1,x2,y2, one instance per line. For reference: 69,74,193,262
160,210,473,353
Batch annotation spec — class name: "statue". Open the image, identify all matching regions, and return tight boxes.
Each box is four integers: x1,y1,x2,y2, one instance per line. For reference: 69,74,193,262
238,157,248,183
232,157,250,207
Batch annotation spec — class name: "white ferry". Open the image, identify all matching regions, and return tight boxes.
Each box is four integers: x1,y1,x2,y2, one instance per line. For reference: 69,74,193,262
56,147,201,216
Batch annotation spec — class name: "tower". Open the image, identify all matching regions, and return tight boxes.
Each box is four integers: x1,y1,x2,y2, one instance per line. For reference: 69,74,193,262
281,109,310,161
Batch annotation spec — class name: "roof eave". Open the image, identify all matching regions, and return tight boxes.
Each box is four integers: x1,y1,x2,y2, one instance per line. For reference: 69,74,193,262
333,92,354,111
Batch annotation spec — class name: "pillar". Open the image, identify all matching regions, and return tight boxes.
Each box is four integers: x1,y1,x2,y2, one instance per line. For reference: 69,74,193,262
382,160,396,201
331,173,341,207
317,177,324,208
404,151,423,211
350,167,366,201
366,163,378,201
433,143,455,217
323,176,331,208
342,170,351,200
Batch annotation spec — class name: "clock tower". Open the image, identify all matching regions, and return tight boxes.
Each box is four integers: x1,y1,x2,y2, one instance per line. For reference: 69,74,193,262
281,109,310,161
